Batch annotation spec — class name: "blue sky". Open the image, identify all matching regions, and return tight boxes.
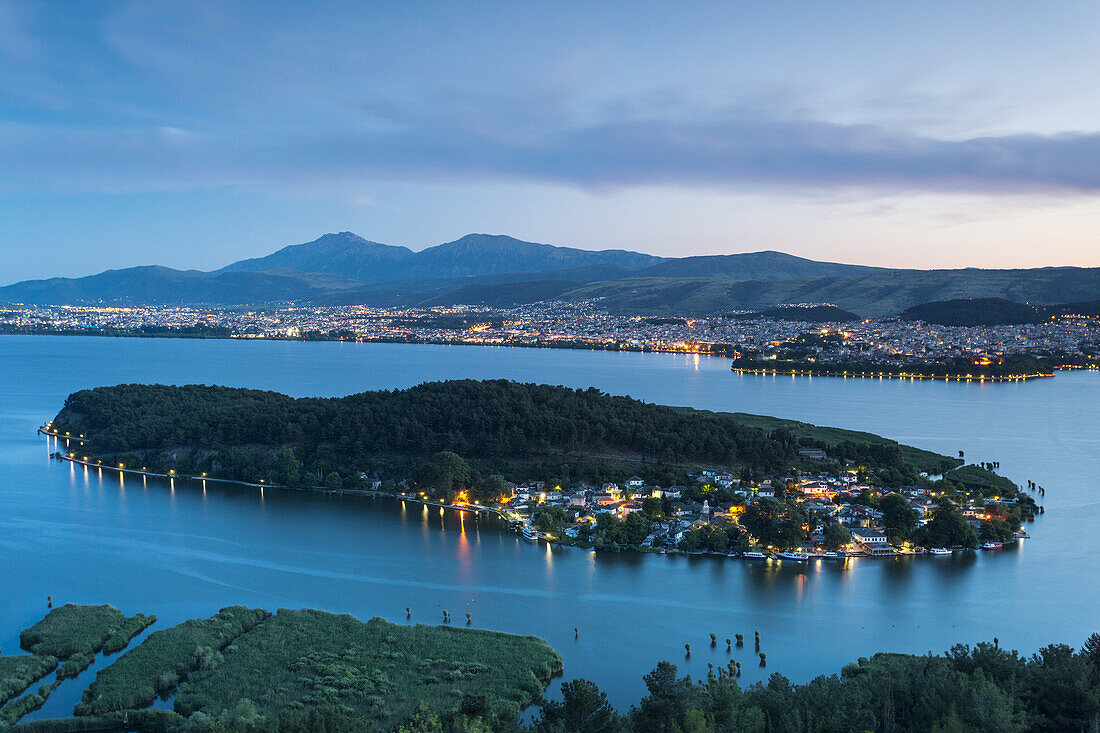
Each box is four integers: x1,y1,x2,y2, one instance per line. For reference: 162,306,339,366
3,0,1100,280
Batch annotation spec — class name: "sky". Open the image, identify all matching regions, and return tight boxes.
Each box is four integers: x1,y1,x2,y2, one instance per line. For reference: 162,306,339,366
3,0,1100,281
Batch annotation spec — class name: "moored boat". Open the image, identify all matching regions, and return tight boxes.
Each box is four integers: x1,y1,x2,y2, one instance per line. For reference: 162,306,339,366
928,547,952,555
776,551,809,561
522,523,538,542
980,541,1003,550
822,551,846,559
742,551,766,559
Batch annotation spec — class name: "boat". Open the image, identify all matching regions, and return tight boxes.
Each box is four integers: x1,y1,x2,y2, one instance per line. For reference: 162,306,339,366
980,541,1003,550
928,547,952,555
741,551,766,559
822,551,846,559
522,523,538,542
776,551,809,561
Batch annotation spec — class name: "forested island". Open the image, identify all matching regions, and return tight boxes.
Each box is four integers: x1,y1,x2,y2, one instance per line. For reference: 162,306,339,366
49,380,957,486
48,380,956,497
3,603,1098,731
43,380,1043,556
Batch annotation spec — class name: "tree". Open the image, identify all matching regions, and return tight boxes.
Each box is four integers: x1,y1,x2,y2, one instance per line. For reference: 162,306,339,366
418,451,472,495
535,679,621,733
880,494,919,543
534,506,568,533
594,514,628,548
823,522,851,551
980,518,1013,543
916,502,978,549
642,496,664,518
624,513,652,545
705,527,729,554
741,498,808,550
323,472,342,490
633,662,695,733
1084,633,1100,670
479,473,508,502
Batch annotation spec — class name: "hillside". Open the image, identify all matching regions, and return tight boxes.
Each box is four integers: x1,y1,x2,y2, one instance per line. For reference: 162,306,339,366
558,267,1100,317
397,233,662,279
900,297,1044,326
734,305,862,322
634,251,887,280
418,279,577,308
0,265,368,306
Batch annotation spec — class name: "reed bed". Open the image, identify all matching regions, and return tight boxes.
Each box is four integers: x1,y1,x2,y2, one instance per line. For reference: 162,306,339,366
175,609,562,728
75,606,270,716
19,605,154,661
0,654,58,706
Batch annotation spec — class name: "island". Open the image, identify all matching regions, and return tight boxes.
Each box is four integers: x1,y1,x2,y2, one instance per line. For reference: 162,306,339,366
43,380,1040,558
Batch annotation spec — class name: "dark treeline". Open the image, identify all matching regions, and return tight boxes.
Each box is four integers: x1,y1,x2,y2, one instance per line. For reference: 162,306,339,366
521,636,1100,733
54,380,819,479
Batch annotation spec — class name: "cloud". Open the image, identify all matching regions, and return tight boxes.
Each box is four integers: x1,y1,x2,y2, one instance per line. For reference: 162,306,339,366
2,1,1098,200
4,105,1100,198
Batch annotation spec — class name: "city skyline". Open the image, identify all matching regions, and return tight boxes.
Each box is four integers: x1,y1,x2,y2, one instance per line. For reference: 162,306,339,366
3,1,1100,281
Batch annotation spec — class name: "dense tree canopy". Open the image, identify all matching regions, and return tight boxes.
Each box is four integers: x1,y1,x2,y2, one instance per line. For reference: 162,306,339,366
532,638,1100,733
56,380,806,472
739,498,809,550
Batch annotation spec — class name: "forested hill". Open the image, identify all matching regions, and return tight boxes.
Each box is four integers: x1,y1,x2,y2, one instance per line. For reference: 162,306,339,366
51,381,953,482
901,297,1044,326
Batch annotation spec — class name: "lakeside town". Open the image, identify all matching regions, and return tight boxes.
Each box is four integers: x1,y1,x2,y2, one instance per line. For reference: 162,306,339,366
2,302,1098,371
474,457,1039,559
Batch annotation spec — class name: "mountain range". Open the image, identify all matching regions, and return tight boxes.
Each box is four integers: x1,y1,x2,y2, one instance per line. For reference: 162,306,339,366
4,231,1100,318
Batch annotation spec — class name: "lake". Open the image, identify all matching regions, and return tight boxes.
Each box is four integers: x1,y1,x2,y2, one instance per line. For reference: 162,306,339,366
1,335,1097,720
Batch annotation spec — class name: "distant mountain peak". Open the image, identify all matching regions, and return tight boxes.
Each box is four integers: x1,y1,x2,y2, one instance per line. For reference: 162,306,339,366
8,230,1097,315
216,232,414,280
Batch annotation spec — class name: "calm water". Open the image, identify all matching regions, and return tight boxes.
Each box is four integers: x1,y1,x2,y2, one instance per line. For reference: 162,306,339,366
1,335,1097,719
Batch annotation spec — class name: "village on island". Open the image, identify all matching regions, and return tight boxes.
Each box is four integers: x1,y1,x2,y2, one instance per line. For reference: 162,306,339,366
398,447,1038,561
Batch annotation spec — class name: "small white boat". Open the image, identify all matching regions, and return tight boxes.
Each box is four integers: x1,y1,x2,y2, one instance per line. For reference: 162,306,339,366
928,547,952,555
822,551,846,559
776,551,809,561
742,551,766,559
522,524,538,542
980,541,1003,550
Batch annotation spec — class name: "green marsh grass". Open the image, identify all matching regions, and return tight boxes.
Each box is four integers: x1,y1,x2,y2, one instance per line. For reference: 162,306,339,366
19,604,154,660
0,655,58,706
75,606,270,716
175,609,562,729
